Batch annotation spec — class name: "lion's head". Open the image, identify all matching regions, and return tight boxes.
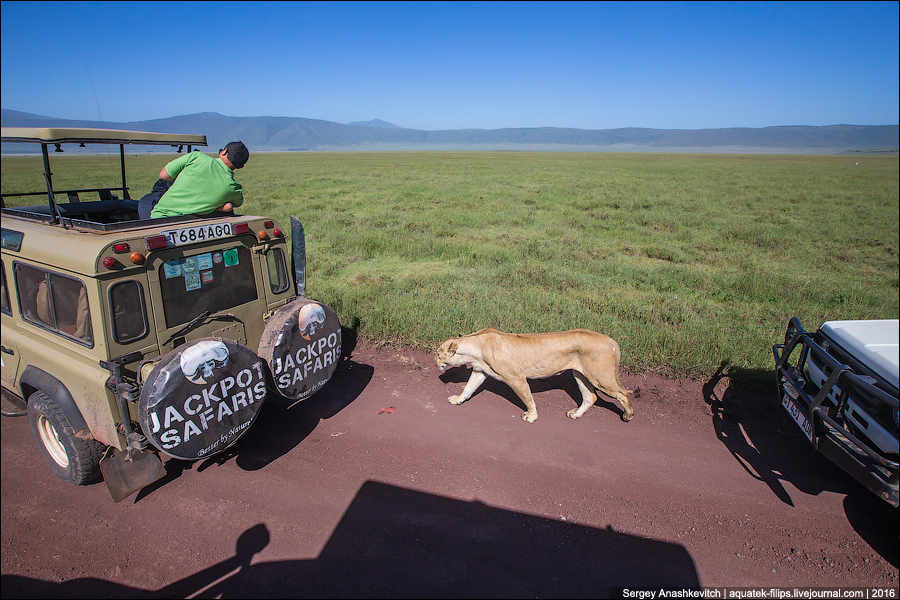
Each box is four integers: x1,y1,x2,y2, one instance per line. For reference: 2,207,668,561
434,339,459,372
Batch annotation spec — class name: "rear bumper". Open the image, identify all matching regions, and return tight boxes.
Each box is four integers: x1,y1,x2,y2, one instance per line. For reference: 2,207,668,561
773,317,898,507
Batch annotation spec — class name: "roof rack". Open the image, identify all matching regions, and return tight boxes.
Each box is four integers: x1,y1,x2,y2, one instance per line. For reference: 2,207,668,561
1,127,208,225
1,127,207,146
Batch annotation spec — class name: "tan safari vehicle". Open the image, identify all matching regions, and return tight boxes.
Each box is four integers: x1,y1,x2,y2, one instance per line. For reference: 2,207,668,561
1,127,341,501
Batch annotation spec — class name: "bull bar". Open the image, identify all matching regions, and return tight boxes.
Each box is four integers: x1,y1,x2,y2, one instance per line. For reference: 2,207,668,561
773,317,898,507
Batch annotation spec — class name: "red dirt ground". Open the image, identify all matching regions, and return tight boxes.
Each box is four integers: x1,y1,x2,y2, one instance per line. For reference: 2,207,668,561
2,340,897,598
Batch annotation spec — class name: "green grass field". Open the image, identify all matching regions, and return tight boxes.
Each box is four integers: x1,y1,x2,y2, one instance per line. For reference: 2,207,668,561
3,151,898,380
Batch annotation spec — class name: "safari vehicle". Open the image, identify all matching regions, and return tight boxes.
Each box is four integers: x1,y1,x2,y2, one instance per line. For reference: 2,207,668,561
773,317,898,506
1,127,341,502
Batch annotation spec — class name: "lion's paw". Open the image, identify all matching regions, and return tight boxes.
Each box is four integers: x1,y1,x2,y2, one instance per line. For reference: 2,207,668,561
566,409,581,419
448,395,465,405
521,412,537,423
621,411,634,422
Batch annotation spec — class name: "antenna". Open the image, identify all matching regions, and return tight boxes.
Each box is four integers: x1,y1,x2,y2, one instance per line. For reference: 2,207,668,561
87,64,121,193
86,64,105,126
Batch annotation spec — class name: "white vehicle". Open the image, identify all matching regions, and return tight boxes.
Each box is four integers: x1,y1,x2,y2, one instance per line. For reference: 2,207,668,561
774,318,898,506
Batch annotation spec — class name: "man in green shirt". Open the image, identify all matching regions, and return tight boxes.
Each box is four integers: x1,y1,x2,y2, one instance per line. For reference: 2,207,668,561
148,141,249,218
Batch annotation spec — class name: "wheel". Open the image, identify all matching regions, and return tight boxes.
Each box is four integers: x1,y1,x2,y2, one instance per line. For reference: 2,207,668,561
27,391,105,485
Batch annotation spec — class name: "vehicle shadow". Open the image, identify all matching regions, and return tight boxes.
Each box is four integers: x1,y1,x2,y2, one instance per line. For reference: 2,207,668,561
438,366,630,421
702,361,856,506
137,321,371,499
1,480,700,598
843,489,900,568
703,361,898,566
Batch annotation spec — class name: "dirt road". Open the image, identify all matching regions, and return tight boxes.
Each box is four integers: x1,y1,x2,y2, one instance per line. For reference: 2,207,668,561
2,341,897,598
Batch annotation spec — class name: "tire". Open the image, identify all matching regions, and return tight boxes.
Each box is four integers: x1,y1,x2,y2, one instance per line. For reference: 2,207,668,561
27,391,105,485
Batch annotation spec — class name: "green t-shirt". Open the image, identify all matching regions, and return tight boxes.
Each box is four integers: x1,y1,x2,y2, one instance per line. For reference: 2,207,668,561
150,151,244,218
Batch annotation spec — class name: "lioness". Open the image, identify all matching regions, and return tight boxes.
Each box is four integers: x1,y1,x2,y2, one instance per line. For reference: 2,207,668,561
435,328,634,424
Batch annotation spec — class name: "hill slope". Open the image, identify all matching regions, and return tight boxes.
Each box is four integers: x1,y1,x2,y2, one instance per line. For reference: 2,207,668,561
2,109,897,154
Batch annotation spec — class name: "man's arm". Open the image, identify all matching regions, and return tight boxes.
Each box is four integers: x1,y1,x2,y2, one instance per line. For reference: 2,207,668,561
158,166,174,181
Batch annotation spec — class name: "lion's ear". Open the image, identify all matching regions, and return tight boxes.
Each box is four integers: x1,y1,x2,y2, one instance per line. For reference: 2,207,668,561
449,342,458,355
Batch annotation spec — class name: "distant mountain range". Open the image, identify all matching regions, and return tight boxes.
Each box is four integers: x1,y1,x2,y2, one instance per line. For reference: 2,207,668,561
2,109,897,154
347,119,402,129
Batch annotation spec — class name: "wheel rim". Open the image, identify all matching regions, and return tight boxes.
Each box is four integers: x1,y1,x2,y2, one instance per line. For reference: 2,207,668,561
37,415,69,468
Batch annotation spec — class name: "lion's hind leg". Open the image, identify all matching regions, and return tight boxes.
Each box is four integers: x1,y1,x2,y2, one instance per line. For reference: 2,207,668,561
597,380,634,422
567,372,598,419
615,389,635,422
583,369,635,422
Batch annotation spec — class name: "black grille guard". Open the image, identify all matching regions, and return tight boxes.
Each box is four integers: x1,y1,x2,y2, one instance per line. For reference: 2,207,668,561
773,317,898,506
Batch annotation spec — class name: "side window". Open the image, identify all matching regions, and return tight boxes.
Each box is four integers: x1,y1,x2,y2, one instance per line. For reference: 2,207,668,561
109,280,148,343
1,262,10,316
14,263,93,345
266,247,290,294
15,264,50,327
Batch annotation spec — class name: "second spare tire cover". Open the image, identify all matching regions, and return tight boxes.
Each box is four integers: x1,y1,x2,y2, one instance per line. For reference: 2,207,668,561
258,298,342,400
139,337,267,460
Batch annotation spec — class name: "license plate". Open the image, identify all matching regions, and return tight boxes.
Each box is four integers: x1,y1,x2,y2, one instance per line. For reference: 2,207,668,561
781,393,814,442
161,223,233,246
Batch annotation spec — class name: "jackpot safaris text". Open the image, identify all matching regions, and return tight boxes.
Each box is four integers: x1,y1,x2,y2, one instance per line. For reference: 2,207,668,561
148,362,268,450
271,333,341,388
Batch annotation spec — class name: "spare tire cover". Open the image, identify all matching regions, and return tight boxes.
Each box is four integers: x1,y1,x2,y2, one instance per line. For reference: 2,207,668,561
139,338,267,460
258,298,341,400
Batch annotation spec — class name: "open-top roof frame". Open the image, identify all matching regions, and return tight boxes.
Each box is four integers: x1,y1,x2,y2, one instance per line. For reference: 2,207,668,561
1,127,208,221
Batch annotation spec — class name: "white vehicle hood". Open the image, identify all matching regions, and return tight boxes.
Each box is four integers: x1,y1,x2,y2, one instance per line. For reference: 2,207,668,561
820,319,899,391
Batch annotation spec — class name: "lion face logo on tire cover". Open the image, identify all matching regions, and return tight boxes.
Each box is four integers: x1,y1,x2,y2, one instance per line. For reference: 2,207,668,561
298,303,326,340
180,339,230,384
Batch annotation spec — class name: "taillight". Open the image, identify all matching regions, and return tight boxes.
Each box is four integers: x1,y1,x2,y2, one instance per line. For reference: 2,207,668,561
145,235,168,250
102,256,119,269
257,230,269,240
113,243,131,253
234,223,250,235
272,228,283,237
129,251,145,265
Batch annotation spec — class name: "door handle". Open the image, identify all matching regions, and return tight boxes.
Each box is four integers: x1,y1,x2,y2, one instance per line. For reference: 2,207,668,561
1,346,13,355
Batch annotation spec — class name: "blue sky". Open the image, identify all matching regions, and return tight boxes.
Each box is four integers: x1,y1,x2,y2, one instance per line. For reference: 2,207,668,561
1,1,897,131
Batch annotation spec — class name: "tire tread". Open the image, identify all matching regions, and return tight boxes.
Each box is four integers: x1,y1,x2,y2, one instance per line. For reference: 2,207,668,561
27,391,106,485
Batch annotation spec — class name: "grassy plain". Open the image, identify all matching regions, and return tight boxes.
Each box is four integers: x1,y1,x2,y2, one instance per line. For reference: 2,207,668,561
2,151,898,380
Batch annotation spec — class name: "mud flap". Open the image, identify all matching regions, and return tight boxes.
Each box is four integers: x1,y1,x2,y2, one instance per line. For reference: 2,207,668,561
258,298,341,400
99,446,166,503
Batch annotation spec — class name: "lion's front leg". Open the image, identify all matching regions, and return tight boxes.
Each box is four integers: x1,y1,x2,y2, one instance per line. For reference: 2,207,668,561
449,371,487,405
506,379,538,423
